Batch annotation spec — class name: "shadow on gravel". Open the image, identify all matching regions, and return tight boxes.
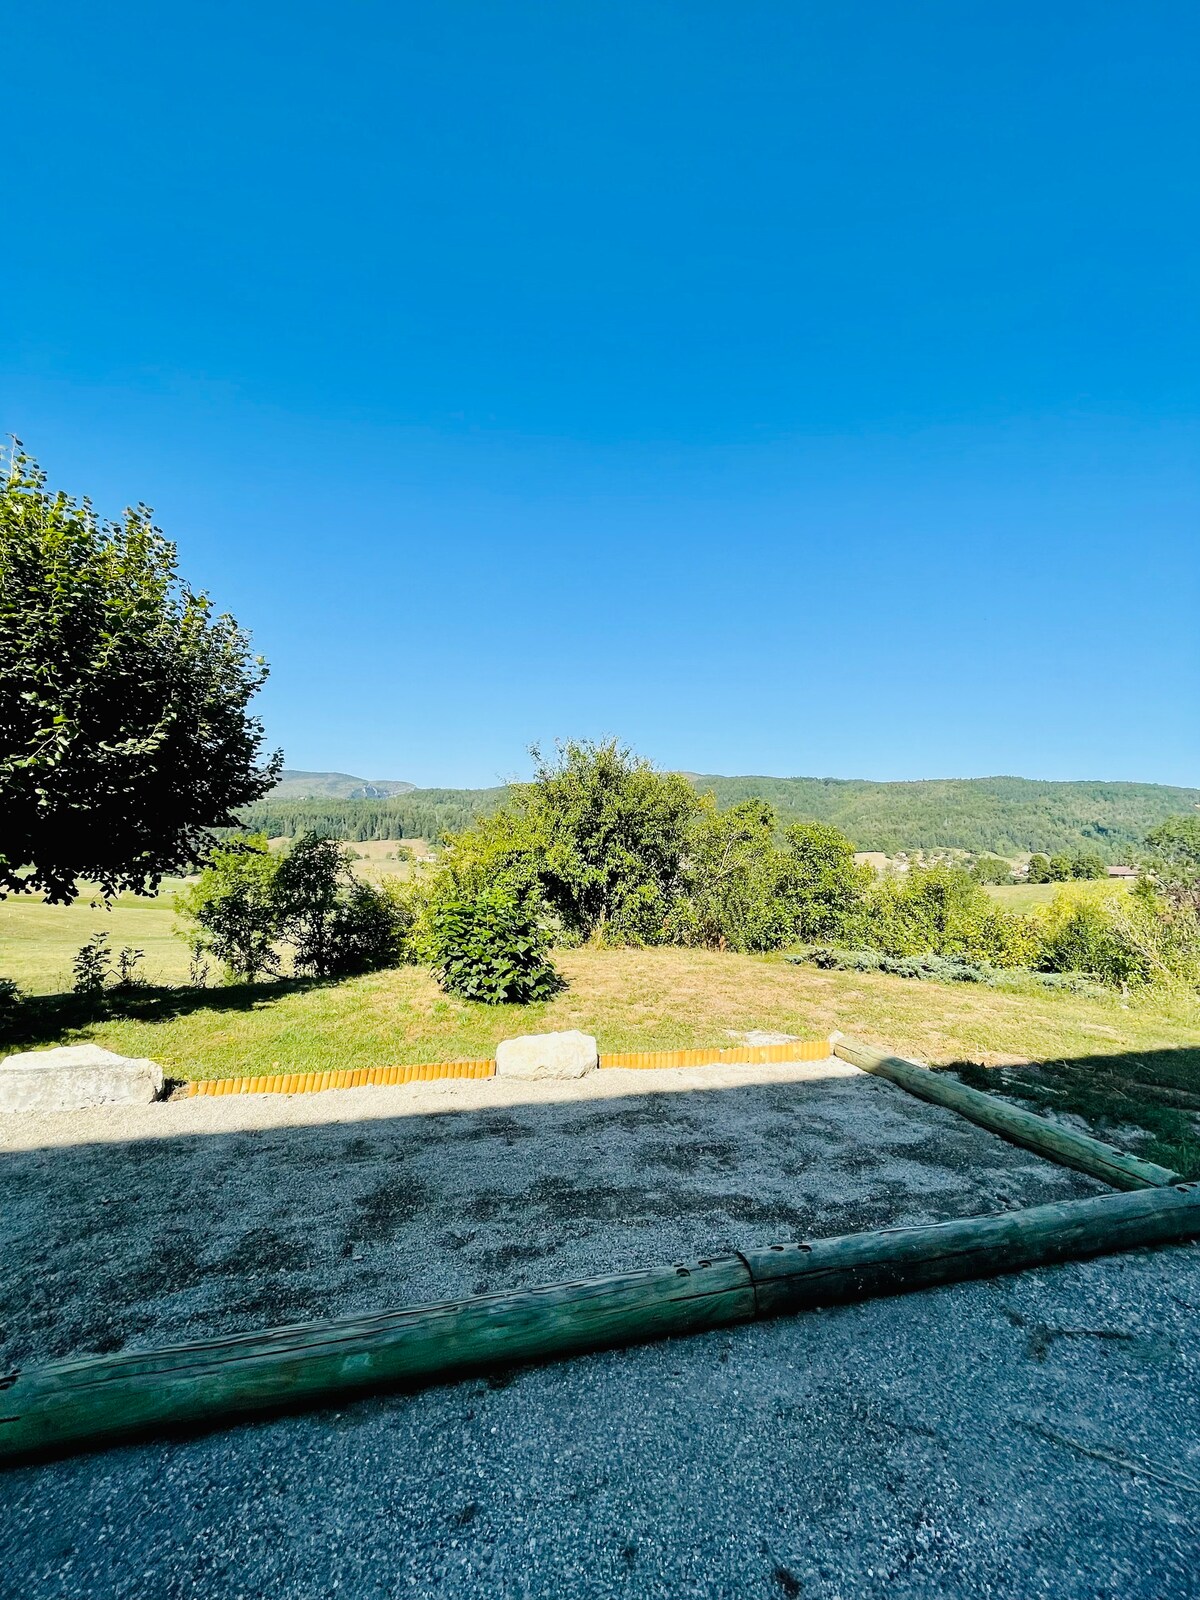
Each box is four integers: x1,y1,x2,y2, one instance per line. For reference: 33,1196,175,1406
947,1047,1200,1180
0,1068,1107,1368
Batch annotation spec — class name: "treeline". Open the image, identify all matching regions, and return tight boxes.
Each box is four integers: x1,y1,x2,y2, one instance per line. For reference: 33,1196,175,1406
242,773,1200,859
685,775,1200,858
237,788,504,842
417,742,1200,1000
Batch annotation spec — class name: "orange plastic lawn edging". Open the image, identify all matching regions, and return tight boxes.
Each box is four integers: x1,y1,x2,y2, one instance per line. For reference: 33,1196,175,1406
187,1060,496,1097
185,1038,832,1097
599,1039,830,1070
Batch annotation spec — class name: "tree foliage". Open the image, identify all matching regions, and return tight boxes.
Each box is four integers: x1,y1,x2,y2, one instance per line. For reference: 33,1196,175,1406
0,449,279,902
435,741,702,946
179,831,410,982
667,800,797,952
426,743,869,959
1144,814,1200,912
970,854,1013,885
178,835,282,982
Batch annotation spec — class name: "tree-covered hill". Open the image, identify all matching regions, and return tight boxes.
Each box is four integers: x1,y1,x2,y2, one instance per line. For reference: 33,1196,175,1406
239,787,505,843
690,775,1200,858
240,772,1199,857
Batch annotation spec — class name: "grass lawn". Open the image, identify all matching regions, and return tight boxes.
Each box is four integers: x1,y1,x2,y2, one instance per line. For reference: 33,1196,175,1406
4,891,1199,1175
0,888,193,993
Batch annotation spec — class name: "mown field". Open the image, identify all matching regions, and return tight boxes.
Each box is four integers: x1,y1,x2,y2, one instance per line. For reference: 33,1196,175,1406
3,887,1199,1174
985,879,1127,912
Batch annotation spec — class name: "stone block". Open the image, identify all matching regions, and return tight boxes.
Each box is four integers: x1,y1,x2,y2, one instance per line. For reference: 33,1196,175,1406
0,1044,164,1113
494,1030,598,1081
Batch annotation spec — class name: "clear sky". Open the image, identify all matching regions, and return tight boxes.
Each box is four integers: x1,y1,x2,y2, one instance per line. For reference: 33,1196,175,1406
4,3,1197,788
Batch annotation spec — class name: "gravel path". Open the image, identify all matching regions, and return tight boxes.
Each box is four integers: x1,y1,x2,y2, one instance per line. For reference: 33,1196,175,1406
2,1060,1198,1599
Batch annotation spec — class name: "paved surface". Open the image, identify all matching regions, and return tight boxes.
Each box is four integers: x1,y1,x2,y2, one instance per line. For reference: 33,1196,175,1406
2,1060,1198,1599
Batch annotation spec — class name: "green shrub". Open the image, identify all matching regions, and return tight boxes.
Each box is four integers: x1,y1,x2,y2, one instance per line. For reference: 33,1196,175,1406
0,977,23,1040
800,947,991,983
1035,883,1200,990
668,800,797,952
72,932,114,997
1144,814,1200,913
177,833,281,981
848,864,1040,968
970,855,1013,885
274,832,411,977
422,887,563,1004
780,821,869,941
323,881,414,976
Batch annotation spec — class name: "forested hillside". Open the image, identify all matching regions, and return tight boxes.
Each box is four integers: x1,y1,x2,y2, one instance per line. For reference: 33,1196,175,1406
240,787,504,842
690,775,1200,857
241,772,1199,856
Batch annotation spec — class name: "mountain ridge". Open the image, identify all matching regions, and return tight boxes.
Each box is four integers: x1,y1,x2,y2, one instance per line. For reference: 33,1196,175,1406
256,771,1199,857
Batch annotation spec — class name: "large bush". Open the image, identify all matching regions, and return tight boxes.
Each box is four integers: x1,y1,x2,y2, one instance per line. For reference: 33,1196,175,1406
667,800,798,952
433,740,702,946
1038,882,1200,990
180,830,411,981
854,864,1037,967
421,887,563,1004
781,821,869,941
178,834,282,981
1144,815,1200,913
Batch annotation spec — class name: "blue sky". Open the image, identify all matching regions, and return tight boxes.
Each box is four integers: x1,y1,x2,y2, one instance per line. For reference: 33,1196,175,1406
4,3,1197,788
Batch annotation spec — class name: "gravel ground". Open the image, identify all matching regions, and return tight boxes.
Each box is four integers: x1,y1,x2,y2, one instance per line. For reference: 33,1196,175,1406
2,1059,1198,1599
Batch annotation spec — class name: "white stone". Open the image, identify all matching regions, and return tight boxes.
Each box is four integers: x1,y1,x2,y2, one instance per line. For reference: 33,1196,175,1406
0,1044,164,1113
494,1030,598,1081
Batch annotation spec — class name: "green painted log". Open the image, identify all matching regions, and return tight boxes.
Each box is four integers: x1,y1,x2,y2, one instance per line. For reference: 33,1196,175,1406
3,1184,1199,1463
0,1256,755,1463
742,1182,1200,1316
830,1034,1182,1190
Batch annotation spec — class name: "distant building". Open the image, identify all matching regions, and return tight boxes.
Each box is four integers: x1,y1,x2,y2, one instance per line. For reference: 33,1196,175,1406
1107,864,1138,879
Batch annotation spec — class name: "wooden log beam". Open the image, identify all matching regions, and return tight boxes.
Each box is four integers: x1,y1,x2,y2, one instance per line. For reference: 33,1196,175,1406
3,1183,1198,1463
742,1182,1199,1317
830,1035,1182,1191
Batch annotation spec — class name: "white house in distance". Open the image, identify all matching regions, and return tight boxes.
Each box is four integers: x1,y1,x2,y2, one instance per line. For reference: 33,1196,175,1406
1107,864,1138,880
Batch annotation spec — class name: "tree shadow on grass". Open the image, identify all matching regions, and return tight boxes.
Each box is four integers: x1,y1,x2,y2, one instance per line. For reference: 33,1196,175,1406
949,1047,1200,1180
1,976,338,1052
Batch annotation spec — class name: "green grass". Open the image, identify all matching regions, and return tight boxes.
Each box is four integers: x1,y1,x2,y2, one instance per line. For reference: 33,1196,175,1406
984,879,1128,912
0,888,192,993
4,891,1198,1174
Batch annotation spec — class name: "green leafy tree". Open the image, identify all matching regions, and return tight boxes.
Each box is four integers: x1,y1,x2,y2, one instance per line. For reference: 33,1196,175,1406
178,835,281,982
781,820,869,940
422,885,562,1003
669,799,796,952
970,855,1013,885
273,831,410,976
273,833,349,977
1026,854,1053,884
1070,852,1108,880
435,741,701,945
0,448,279,903
1144,815,1200,912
